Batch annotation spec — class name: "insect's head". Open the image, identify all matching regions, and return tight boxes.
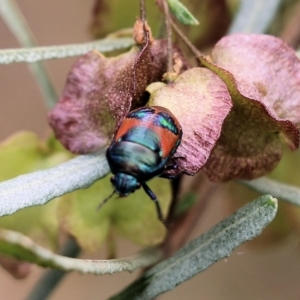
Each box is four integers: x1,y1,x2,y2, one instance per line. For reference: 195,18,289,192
111,173,141,196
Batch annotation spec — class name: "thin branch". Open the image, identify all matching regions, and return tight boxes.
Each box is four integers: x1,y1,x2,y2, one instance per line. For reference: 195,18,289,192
0,229,163,275
132,1,150,95
165,175,182,223
140,0,146,22
170,18,202,59
162,0,173,72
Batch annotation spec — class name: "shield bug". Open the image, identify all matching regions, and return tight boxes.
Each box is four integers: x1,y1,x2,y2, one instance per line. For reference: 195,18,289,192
101,106,182,223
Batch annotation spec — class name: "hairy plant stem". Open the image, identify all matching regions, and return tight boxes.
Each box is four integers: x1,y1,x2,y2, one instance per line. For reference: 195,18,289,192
166,175,182,224
140,0,146,23
170,18,203,61
162,0,173,73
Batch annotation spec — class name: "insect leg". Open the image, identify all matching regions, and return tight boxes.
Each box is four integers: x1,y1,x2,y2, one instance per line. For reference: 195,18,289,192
159,173,177,179
141,183,165,223
160,163,181,179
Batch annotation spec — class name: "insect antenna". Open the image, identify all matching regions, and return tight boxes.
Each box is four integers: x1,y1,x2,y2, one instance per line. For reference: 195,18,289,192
96,190,116,211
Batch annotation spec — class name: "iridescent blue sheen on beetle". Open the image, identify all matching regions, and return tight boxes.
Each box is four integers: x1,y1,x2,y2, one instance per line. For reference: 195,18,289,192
105,106,182,222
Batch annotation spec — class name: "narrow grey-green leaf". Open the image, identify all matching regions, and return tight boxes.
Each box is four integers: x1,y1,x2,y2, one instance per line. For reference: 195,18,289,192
228,0,282,34
240,177,300,206
0,229,162,274
0,151,109,217
111,195,277,300
0,38,134,64
167,0,199,25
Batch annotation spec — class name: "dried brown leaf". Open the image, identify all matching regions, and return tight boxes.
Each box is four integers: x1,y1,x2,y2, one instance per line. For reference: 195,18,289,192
48,40,179,154
147,67,232,175
198,34,300,181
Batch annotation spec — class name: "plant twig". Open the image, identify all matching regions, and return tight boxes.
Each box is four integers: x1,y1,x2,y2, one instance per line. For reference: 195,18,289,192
140,0,146,23
165,174,182,223
132,0,151,95
170,18,203,60
161,0,173,72
156,0,174,72
0,229,163,274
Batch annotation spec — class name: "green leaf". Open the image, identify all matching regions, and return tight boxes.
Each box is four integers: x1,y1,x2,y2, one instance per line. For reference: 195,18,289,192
0,203,59,251
111,195,277,300
167,0,199,25
59,177,171,251
0,132,70,249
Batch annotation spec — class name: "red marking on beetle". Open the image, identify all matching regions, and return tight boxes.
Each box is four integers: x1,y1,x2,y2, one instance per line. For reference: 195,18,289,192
113,106,181,158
